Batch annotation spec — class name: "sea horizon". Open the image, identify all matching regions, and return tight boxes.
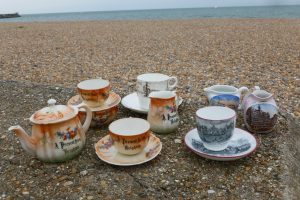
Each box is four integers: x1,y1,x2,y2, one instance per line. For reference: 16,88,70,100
1,5,300,22
15,4,300,15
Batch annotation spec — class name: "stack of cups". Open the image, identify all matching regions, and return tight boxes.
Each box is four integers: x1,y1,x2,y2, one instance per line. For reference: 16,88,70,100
76,78,120,128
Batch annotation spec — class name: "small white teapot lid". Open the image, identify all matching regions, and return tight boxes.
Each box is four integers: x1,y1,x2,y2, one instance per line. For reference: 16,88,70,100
30,99,78,124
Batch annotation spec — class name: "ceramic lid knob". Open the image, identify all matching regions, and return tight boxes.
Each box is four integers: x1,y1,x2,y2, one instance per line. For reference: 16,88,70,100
254,86,260,90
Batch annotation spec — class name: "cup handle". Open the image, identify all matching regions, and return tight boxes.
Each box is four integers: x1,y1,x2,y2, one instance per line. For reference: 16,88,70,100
173,91,179,108
238,87,249,110
168,77,178,90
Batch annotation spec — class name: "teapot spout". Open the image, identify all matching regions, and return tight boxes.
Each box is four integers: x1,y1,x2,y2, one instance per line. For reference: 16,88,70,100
203,86,213,99
8,125,37,156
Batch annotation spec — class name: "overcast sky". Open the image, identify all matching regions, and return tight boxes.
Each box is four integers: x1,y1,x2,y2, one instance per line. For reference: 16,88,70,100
1,0,299,14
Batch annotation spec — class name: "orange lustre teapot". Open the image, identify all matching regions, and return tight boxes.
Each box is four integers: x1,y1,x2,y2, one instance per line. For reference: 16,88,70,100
9,99,92,162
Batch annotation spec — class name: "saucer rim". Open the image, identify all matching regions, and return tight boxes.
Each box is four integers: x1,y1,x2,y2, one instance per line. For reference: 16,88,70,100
121,92,148,113
121,92,183,114
95,133,162,166
184,128,259,160
68,91,121,112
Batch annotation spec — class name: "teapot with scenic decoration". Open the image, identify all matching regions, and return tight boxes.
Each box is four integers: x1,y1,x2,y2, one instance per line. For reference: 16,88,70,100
241,86,278,133
8,99,92,162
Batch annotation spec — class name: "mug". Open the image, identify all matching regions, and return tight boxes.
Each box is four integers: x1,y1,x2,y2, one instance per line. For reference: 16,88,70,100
196,106,236,151
136,73,178,109
77,78,110,107
109,118,151,155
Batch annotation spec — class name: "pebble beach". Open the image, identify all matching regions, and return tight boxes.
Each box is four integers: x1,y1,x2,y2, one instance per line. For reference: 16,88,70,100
0,19,299,199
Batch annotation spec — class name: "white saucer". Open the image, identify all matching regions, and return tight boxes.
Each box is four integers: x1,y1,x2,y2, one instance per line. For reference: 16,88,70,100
184,128,258,161
95,133,162,166
121,92,183,114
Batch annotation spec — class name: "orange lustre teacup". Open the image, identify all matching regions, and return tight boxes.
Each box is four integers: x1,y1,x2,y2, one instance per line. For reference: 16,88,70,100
77,78,110,107
109,118,151,155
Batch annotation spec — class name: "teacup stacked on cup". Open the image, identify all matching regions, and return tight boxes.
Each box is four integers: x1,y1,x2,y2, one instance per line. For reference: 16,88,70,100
77,78,111,107
73,78,121,128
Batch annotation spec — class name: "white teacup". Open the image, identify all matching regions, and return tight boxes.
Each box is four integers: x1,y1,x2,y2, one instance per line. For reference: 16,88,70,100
109,118,151,155
136,73,178,109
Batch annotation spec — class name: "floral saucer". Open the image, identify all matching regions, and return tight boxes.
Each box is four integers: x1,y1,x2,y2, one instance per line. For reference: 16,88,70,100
184,128,258,161
95,133,162,166
67,92,121,127
121,92,183,114
68,92,121,111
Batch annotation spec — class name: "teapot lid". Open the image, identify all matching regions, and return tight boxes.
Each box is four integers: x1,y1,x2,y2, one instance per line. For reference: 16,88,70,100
30,99,78,124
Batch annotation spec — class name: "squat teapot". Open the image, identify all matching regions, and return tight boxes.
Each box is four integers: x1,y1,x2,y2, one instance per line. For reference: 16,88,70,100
241,86,278,133
9,99,92,162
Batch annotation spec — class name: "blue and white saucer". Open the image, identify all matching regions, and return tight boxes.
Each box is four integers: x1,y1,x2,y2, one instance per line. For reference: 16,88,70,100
184,128,258,161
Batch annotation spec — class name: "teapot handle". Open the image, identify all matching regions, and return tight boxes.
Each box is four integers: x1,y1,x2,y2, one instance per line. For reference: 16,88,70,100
78,104,92,133
238,86,249,94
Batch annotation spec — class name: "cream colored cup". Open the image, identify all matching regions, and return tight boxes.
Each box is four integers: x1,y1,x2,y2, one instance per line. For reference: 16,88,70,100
136,73,178,109
109,118,150,155
77,79,110,107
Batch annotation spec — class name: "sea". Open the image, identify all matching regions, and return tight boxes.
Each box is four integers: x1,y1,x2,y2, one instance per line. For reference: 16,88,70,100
0,5,300,22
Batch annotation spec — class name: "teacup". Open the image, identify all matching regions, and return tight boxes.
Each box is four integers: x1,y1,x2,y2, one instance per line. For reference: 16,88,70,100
196,106,236,151
109,118,151,155
136,73,178,109
77,78,110,107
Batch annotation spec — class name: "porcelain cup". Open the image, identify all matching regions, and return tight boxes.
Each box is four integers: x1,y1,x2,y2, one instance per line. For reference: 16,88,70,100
148,91,179,134
109,118,151,155
196,106,236,151
77,78,110,107
136,73,178,109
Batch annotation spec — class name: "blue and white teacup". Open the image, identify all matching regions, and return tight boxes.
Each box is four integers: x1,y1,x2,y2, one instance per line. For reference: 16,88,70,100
196,106,236,151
